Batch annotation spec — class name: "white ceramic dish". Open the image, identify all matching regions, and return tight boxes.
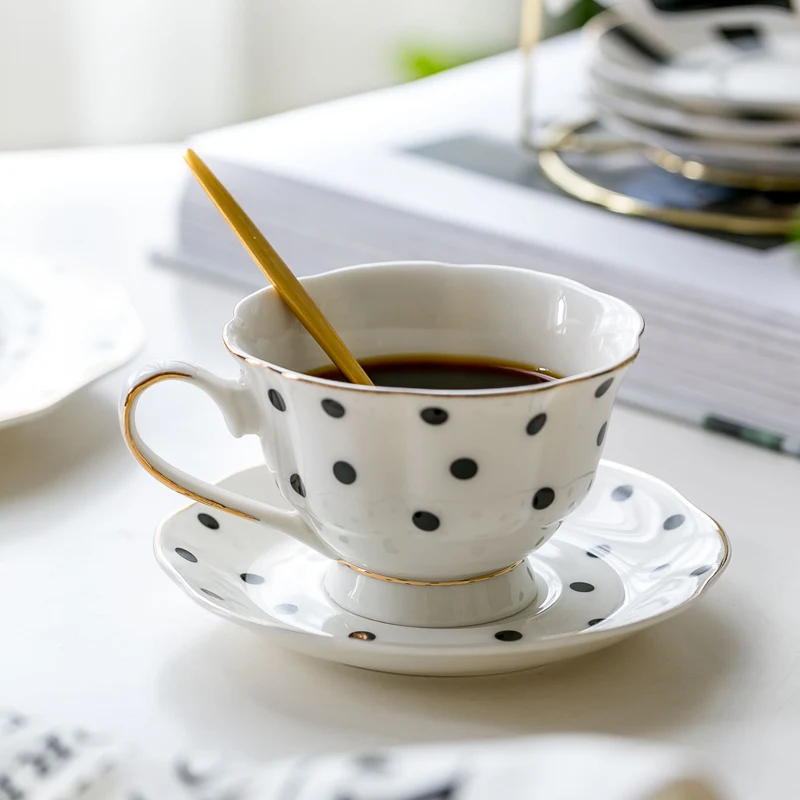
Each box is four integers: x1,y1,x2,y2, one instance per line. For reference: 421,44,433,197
0,253,144,429
600,109,800,174
588,12,800,116
156,462,730,677
592,76,800,143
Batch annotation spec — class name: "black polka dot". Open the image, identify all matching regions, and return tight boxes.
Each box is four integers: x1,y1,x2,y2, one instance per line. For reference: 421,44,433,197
349,631,376,641
421,407,448,425
240,572,265,585
268,389,286,411
494,630,523,642
535,536,545,547
200,588,223,600
597,422,608,446
588,618,604,627
570,581,595,593
611,485,633,501
412,511,440,531
353,753,389,772
289,473,306,497
595,377,614,398
450,458,478,480
526,413,547,436
587,544,611,559
321,398,345,418
274,603,298,614
175,758,214,786
663,514,685,530
333,461,356,484
197,513,219,529
175,547,197,563
532,487,555,510
690,565,712,577
652,564,670,573
355,753,388,770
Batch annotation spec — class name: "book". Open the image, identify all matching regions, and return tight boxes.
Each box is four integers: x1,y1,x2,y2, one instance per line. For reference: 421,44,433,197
159,32,800,455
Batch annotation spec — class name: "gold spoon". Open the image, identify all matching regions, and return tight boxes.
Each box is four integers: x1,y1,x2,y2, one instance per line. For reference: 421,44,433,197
184,149,373,386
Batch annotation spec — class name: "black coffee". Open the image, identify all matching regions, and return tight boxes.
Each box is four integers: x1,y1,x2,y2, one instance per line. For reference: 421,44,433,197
310,355,560,390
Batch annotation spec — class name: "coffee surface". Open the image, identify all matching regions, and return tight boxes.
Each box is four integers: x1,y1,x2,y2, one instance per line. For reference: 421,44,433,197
310,354,560,390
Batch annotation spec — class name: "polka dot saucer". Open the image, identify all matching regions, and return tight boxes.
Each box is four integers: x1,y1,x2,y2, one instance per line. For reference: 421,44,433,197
155,461,729,677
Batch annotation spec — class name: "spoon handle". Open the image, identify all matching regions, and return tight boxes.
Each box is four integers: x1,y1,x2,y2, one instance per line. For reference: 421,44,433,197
184,149,373,386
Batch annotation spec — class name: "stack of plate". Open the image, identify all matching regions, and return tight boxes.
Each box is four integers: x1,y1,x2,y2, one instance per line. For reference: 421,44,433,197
586,6,800,179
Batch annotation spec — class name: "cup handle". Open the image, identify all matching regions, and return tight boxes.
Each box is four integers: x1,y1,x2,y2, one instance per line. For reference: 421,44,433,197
120,360,337,558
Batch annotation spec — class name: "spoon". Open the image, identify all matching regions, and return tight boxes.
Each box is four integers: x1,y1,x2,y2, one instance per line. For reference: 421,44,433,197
184,149,373,386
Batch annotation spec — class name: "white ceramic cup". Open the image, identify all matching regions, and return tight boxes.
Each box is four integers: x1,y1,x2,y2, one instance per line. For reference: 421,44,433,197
122,262,643,627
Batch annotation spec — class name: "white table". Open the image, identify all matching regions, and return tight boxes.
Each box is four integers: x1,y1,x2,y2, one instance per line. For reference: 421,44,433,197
0,145,798,800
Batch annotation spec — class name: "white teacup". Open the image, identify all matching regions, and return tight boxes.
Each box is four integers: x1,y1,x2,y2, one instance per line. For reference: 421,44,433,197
122,262,643,627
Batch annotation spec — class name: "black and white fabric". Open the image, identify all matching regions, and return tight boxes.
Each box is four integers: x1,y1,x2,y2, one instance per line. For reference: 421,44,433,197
0,712,724,800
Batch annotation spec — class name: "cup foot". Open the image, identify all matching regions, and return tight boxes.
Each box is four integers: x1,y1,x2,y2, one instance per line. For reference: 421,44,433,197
323,560,538,628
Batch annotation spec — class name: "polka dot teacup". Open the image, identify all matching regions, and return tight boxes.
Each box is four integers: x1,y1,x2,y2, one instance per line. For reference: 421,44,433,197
122,262,643,627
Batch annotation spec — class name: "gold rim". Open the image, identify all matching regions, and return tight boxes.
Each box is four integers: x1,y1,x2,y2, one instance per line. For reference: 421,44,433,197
221,263,643,395
338,560,524,586
224,337,642,396
538,119,796,235
708,513,732,580
122,371,257,521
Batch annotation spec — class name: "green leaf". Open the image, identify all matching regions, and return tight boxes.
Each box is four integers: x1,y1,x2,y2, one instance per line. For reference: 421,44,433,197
397,45,495,81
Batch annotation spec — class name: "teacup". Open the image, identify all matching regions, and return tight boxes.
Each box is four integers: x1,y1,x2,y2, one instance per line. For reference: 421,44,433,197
121,262,643,627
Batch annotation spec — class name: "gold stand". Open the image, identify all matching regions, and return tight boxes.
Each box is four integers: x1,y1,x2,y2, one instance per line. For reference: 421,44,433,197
519,0,544,147
537,120,795,236
650,149,800,193
517,1,797,236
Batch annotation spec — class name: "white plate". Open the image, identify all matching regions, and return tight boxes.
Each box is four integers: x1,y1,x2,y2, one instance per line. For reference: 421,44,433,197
600,108,800,174
155,462,730,677
588,12,800,115
592,76,800,143
0,252,144,428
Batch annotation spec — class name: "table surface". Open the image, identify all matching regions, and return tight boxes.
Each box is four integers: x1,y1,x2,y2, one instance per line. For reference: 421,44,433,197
0,144,798,800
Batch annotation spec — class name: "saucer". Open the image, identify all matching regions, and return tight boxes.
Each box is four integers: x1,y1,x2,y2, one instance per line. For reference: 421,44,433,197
600,110,800,176
589,14,800,115
0,252,144,428
156,461,729,676
592,75,800,144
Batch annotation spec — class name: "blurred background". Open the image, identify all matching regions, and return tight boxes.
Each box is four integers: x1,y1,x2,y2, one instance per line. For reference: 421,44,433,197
0,0,595,150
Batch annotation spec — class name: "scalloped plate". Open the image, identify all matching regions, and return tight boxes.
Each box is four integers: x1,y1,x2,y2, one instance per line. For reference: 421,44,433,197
0,253,144,428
